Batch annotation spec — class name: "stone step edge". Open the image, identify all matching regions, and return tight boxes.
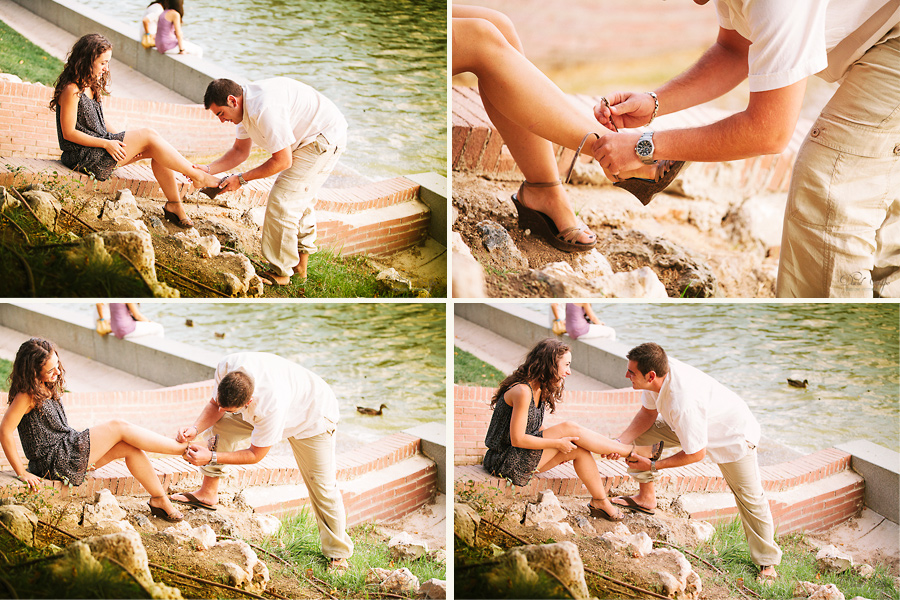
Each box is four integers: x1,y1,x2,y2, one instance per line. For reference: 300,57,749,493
0,157,421,214
0,432,421,499
454,447,851,498
244,454,438,527
682,469,865,534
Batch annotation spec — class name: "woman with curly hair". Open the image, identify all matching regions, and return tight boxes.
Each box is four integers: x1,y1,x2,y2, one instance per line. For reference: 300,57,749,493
0,338,189,522
50,33,219,228
482,338,662,521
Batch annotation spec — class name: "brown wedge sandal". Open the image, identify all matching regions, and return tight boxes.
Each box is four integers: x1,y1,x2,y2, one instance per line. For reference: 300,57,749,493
511,180,597,253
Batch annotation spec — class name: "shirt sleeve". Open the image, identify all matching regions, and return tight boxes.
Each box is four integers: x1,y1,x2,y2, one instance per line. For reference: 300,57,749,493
253,105,297,154
641,390,657,411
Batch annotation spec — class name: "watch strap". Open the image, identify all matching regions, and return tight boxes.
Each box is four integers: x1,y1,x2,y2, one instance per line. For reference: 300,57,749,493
647,91,659,124
237,173,247,186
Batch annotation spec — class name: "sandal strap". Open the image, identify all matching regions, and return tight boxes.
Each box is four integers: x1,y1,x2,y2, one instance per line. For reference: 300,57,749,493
564,132,602,184
522,179,562,189
557,225,586,243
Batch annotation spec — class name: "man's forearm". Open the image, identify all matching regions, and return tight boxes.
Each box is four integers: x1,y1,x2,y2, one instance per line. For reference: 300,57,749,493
618,408,657,444
208,149,248,175
656,449,705,470
655,38,749,116
215,448,264,465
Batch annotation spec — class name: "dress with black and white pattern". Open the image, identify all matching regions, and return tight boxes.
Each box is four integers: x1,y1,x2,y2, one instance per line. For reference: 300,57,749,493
56,92,124,181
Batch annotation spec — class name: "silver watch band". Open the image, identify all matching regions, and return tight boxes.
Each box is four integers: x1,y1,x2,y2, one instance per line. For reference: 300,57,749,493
208,450,217,466
647,91,659,124
237,173,247,186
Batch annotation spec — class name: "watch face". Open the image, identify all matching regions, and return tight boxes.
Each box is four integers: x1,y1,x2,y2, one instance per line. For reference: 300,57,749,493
636,139,653,157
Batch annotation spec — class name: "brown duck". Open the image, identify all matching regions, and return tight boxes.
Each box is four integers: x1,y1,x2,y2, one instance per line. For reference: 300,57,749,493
357,403,387,416
787,378,809,388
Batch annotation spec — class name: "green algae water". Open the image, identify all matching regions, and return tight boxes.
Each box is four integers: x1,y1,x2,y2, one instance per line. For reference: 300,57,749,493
63,302,445,452
79,0,446,180
523,303,899,455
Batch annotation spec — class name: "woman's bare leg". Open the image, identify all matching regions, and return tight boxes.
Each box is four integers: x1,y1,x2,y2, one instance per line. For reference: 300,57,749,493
88,419,187,461
542,421,655,457
538,447,622,518
119,128,219,189
150,158,192,223
90,440,183,519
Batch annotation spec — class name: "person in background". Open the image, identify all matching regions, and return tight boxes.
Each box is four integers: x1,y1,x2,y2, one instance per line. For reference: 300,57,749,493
551,303,616,340
156,0,203,56
96,303,164,339
140,1,164,48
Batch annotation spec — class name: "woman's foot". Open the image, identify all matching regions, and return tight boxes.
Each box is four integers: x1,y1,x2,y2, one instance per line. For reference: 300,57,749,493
148,495,183,522
517,182,596,246
189,169,222,190
587,498,624,521
627,441,664,460
162,201,194,228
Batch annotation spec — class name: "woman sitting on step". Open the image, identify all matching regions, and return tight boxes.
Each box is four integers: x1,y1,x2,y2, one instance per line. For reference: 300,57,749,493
452,5,684,253
0,338,188,522
482,338,663,521
50,33,220,228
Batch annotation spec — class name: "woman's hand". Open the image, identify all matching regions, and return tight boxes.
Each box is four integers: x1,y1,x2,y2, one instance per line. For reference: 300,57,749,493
104,139,127,162
556,436,578,453
17,472,42,491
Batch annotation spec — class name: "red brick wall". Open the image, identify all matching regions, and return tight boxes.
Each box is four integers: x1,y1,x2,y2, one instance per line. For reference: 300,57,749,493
455,385,644,466
0,81,234,160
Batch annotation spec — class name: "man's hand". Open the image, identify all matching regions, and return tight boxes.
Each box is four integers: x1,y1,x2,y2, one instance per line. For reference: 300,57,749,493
591,132,643,177
176,425,199,444
625,454,652,471
183,444,213,466
16,472,41,491
218,174,243,193
594,91,657,131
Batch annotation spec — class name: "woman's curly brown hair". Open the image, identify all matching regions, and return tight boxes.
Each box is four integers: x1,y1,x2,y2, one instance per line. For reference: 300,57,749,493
490,338,570,413
49,33,112,112
7,338,66,409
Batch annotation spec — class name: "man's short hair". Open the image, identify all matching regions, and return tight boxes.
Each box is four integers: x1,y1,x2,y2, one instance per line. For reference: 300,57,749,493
217,370,254,409
204,78,243,109
627,342,669,377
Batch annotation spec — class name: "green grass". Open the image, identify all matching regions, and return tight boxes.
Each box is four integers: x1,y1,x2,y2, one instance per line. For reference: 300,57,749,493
454,347,505,387
0,19,64,85
693,518,899,600
260,509,445,598
0,358,11,392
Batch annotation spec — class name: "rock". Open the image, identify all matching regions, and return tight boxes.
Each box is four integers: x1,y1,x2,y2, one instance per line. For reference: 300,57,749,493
452,250,487,297
418,578,446,599
200,221,244,253
189,524,218,550
22,190,61,230
174,228,202,247
489,542,590,600
816,544,854,573
99,519,136,532
848,597,874,600
82,489,127,527
0,505,38,546
134,514,157,532
688,520,716,543
48,541,103,580
810,584,846,600
523,490,568,526
625,532,653,557
571,250,614,278
252,514,281,537
730,193,787,248
476,220,528,271
148,215,167,234
430,548,446,564
382,567,420,595
0,73,23,83
796,581,823,596
388,531,428,561
377,268,413,293
365,567,393,585
0,186,21,211
96,230,158,281
217,251,260,297
101,190,143,221
242,206,266,228
214,539,268,593
196,234,221,258
597,529,652,557
602,230,718,297
162,520,195,545
646,547,702,599
852,563,875,579
111,216,149,233
534,260,668,298
454,503,480,546
82,530,154,587
573,515,595,534
538,521,575,539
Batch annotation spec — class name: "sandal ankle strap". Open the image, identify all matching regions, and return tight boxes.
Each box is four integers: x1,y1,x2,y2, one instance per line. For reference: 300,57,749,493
565,132,602,184
522,179,562,189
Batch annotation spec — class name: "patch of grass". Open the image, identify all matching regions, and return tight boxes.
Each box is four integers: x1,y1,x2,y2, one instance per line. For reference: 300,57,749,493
261,508,445,598
454,347,504,387
0,358,11,392
694,518,899,600
0,19,64,85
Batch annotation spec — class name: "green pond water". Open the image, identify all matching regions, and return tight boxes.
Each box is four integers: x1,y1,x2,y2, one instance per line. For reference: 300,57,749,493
522,303,899,455
78,0,447,179
63,302,446,452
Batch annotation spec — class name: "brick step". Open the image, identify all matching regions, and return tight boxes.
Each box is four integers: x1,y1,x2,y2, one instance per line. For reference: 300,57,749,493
455,447,859,533
0,432,421,500
245,454,438,527
452,85,809,196
0,158,430,257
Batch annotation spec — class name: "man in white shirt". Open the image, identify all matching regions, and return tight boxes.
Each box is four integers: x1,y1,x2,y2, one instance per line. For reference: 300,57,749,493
172,352,354,572
200,78,348,286
612,343,781,582
592,0,900,298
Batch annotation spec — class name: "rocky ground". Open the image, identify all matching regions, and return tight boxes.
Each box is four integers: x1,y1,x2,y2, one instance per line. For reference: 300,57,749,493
0,487,447,599
452,169,782,299
455,487,899,600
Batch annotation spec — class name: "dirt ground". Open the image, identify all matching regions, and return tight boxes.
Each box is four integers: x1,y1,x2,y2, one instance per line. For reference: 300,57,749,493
453,173,778,298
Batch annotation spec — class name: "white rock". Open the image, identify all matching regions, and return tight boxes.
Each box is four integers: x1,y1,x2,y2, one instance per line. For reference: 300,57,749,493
111,216,149,233
190,524,218,550
0,73,23,83
451,250,486,298
388,531,429,561
99,519,136,532
688,520,716,543
419,578,446,599
252,514,281,536
0,505,37,546
816,544,854,573
454,503,480,546
82,489,126,527
538,521,575,539
365,567,393,584
624,532,653,557
22,190,61,229
810,583,846,600
852,563,875,579
523,490,568,526
571,250,614,278
196,234,221,258
381,567,419,595
573,515,595,534
101,190,142,221
494,542,590,599
82,530,154,587
243,206,266,228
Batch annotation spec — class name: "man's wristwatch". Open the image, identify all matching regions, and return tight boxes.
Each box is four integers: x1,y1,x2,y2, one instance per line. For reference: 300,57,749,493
646,91,659,124
650,459,658,472
237,173,247,186
208,450,217,466
635,131,656,165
